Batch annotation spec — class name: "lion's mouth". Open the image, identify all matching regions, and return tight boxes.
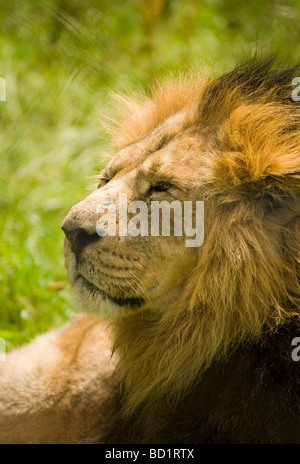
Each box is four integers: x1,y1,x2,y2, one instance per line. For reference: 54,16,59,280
78,275,144,308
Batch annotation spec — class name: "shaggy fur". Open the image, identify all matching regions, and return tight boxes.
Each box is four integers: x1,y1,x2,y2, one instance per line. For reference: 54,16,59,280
100,57,300,443
0,57,300,444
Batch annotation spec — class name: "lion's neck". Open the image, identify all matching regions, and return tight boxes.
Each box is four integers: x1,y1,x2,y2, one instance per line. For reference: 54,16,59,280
112,306,242,419
113,285,297,420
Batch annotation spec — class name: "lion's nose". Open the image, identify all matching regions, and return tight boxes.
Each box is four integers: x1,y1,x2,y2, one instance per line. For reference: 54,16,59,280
61,187,119,260
61,226,101,260
61,200,102,260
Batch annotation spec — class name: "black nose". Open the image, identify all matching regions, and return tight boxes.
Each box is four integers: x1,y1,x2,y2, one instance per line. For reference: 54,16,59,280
62,226,101,261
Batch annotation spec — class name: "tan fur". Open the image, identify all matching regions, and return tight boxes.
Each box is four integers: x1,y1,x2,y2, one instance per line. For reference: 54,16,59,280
1,58,299,443
0,315,118,444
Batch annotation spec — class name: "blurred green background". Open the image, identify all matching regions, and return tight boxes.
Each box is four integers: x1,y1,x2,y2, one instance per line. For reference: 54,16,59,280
1,0,300,348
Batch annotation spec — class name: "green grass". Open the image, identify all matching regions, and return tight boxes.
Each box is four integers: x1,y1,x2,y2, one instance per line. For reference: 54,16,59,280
1,0,300,348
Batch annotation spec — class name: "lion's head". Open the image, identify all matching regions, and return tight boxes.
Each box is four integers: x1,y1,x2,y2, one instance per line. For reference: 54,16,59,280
62,57,300,419
62,101,204,318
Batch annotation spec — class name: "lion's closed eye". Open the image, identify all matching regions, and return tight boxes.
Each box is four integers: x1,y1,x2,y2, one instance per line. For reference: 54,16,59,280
97,175,111,188
148,181,173,195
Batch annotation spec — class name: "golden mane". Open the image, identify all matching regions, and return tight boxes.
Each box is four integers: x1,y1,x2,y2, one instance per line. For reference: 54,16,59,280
109,58,300,436
110,72,209,149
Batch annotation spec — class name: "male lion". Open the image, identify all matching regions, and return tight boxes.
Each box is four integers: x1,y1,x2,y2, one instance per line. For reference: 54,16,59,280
1,57,300,444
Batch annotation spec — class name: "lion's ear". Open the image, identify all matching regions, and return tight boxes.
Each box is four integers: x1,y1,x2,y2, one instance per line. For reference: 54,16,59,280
215,104,300,186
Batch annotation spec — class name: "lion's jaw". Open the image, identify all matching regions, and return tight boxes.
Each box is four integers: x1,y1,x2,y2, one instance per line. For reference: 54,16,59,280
62,122,201,319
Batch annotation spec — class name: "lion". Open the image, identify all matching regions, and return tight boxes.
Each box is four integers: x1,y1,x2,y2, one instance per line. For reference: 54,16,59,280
0,56,300,444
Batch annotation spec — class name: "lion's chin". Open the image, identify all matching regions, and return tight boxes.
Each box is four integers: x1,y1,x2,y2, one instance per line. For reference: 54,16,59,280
72,274,145,319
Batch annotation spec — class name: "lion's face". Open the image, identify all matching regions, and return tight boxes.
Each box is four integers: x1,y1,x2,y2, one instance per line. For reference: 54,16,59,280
62,111,205,318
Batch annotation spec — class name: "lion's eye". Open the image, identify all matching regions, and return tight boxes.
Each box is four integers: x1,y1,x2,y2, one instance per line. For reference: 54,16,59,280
150,181,172,193
97,176,110,188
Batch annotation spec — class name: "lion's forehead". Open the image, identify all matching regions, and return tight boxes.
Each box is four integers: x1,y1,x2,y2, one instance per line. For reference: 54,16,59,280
107,126,205,187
